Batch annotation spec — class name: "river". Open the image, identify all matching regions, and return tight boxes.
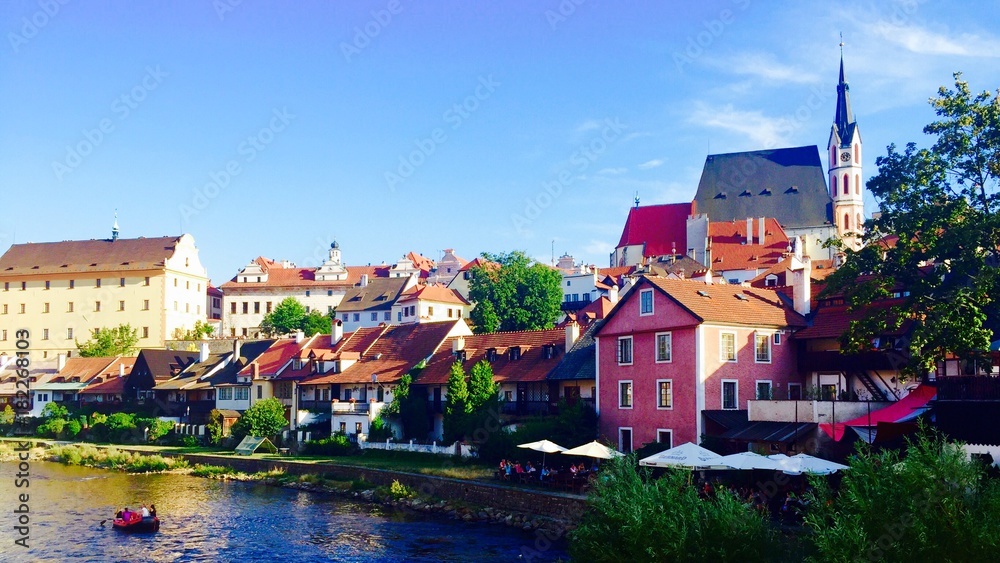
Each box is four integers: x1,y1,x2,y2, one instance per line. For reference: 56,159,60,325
0,461,568,562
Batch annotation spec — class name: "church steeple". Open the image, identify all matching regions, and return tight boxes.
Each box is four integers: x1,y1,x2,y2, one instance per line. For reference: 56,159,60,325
833,50,855,147
111,210,120,242
828,39,864,251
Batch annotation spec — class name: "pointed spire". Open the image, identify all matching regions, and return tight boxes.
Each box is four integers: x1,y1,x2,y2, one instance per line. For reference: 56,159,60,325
634,191,640,208
111,209,120,241
833,36,855,147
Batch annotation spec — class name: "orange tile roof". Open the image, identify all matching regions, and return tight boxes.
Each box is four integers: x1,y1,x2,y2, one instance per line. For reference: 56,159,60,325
0,236,184,275
397,283,471,305
748,258,837,287
239,338,309,377
795,299,910,340
319,321,460,385
559,296,615,327
459,257,497,272
597,266,635,278
417,328,566,385
708,218,789,272
407,252,436,272
79,375,126,394
219,257,390,290
49,357,119,384
638,277,808,328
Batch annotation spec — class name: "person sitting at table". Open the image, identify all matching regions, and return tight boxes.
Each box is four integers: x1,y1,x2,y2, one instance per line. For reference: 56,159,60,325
569,464,578,475
525,461,536,475
540,466,550,481
576,462,587,474
514,461,524,474
504,461,512,480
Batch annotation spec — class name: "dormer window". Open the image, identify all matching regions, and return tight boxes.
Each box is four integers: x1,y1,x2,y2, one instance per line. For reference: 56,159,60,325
542,344,556,360
455,350,467,363
510,346,521,361
486,348,498,362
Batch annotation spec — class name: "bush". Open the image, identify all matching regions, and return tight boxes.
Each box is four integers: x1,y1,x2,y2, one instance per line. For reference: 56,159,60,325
63,419,82,439
36,418,66,438
135,417,175,442
40,402,69,420
569,455,775,563
206,409,225,445
389,479,414,500
180,435,201,448
231,398,286,440
302,434,354,456
191,464,233,478
367,416,394,442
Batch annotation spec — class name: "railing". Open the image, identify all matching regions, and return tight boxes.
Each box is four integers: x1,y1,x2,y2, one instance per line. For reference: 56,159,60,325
332,402,370,414
499,400,551,416
936,377,1000,401
798,350,903,373
298,400,329,413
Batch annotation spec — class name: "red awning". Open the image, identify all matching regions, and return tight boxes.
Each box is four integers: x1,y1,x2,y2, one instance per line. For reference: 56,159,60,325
820,384,936,441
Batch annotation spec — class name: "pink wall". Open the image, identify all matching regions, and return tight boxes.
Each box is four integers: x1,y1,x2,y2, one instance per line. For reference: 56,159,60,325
597,283,799,452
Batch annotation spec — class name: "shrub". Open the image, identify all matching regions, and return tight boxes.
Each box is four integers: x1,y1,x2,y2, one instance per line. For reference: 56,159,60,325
206,409,225,445
302,434,354,456
135,417,175,442
180,435,201,448
389,479,414,500
36,418,66,438
40,402,69,420
231,398,286,440
367,416,394,442
63,419,82,439
191,464,232,478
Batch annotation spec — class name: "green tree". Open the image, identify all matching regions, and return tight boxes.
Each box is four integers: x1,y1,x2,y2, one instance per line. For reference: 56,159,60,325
174,320,215,340
259,297,307,336
0,405,15,426
40,402,69,420
76,324,139,357
443,362,470,443
468,251,562,333
824,73,1000,376
206,409,226,445
805,428,1000,562
300,310,332,336
231,398,287,438
467,360,499,411
391,373,431,440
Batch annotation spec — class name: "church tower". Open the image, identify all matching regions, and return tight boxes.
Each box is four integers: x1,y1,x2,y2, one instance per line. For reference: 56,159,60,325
828,47,864,250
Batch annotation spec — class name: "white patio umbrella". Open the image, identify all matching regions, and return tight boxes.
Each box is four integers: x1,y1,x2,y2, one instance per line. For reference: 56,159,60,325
784,453,848,475
517,439,567,468
716,451,780,471
639,442,724,469
560,440,624,460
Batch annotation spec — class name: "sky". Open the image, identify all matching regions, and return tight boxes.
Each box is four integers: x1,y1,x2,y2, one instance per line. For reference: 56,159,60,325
2,0,999,284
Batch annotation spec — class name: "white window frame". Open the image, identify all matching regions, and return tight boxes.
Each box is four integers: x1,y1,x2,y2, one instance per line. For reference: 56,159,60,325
618,380,633,409
218,387,232,401
655,379,673,410
787,383,802,400
755,332,772,363
639,289,654,316
656,429,673,448
617,336,633,366
618,427,633,454
720,332,737,363
235,387,249,401
755,380,773,400
773,332,782,345
655,332,672,363
722,379,738,410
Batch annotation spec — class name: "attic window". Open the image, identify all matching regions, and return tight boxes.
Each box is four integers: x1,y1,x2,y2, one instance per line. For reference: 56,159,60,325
542,344,557,360
739,190,752,197
714,192,727,199
784,186,799,194
455,350,467,362
486,348,498,362
90,263,98,266
510,346,522,361
697,290,711,298
759,188,772,196
735,294,749,301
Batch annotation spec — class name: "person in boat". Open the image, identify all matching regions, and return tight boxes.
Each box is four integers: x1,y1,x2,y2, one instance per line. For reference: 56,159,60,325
140,505,150,518
115,509,123,520
149,504,157,518
121,507,132,522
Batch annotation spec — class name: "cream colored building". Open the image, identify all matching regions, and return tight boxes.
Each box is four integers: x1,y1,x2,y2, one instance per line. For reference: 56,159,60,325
0,232,209,358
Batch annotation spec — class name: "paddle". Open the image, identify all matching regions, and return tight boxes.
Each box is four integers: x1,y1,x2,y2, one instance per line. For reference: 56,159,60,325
100,520,107,527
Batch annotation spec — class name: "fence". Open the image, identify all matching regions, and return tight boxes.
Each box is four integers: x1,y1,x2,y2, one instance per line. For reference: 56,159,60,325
358,436,475,458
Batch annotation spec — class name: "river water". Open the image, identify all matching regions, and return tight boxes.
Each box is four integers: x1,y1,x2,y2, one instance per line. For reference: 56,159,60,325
0,462,568,562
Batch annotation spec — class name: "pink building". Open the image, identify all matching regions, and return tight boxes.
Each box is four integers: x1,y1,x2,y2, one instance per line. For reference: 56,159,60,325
596,276,807,452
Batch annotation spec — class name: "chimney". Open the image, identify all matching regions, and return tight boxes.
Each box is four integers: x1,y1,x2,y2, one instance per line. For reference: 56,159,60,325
746,217,753,245
758,217,766,247
331,319,344,346
200,342,210,363
295,330,305,344
251,362,260,379
608,285,620,304
119,362,126,377
566,322,580,351
57,353,67,372
452,336,465,354
790,252,812,317
359,274,369,288
233,339,242,362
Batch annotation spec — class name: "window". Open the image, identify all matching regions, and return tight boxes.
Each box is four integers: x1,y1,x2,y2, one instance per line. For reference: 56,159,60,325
254,302,260,314
219,388,232,401
231,302,237,314
831,175,837,197
353,313,360,322
619,380,633,408
95,301,101,312
384,311,391,321
722,380,738,410
43,302,49,313
45,281,50,290
371,312,378,321
185,280,190,290
619,428,633,454
855,174,860,195
788,383,802,400
185,303,190,313
21,281,26,290
327,290,333,297
67,302,74,313
266,301,272,313
144,276,150,286
142,299,149,311
173,301,178,311
257,386,262,399
656,380,673,409
1,304,5,314
773,332,781,345
755,333,771,363
397,312,402,322
120,277,126,287
19,304,25,314
42,329,49,340
639,289,654,315
854,143,859,163
428,306,434,316
2,282,6,291
142,327,149,338
242,302,248,314
720,332,736,362
235,387,249,401
69,280,74,289
173,278,178,287
242,328,248,337
843,173,849,195
756,381,772,400
657,429,673,448
617,336,633,365
96,279,101,288
1,330,6,340
67,328,73,339
342,313,349,322
119,300,125,311
655,333,672,362
305,290,310,297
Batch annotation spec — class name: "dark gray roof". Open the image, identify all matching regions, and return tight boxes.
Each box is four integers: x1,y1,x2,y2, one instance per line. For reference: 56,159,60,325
207,340,274,386
336,277,410,312
692,145,833,229
546,321,602,382
721,421,817,443
136,349,200,378
832,56,857,147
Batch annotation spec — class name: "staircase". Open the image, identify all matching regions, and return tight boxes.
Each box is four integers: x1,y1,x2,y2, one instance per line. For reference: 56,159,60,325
855,371,890,402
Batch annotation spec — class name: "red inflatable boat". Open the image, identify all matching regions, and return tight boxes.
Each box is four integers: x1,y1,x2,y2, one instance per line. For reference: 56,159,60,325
112,511,160,533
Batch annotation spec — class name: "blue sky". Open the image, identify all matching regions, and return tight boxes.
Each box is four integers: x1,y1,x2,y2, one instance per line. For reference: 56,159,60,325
2,0,999,284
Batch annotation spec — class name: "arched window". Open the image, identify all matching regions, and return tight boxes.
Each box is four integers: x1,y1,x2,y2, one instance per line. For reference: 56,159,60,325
843,174,849,195
857,213,862,230
831,175,838,197
844,213,850,231
831,146,837,167
854,144,859,163
855,174,860,195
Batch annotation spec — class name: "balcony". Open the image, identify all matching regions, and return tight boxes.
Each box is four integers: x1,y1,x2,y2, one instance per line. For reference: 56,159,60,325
499,400,551,416
747,399,893,424
332,401,370,414
798,350,902,373
298,400,330,413
936,377,1000,401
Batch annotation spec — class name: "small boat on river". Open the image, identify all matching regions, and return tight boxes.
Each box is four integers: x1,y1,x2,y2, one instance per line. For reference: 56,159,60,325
112,512,160,533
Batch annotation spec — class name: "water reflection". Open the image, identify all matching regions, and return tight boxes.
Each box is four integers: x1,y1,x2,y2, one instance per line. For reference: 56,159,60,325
0,462,566,562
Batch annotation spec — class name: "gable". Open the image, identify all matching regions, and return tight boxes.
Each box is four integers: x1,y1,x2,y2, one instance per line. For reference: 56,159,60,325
597,279,700,337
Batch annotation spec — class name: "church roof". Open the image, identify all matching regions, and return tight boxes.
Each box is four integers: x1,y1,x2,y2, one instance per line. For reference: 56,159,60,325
832,55,857,147
615,202,693,257
692,145,833,230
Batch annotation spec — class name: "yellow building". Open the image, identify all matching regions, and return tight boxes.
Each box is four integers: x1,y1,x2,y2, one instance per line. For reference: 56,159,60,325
0,231,209,358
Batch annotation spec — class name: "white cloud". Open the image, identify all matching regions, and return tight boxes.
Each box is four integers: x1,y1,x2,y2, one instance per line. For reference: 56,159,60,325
704,52,821,84
598,167,629,176
866,21,1000,57
637,159,664,170
687,102,799,150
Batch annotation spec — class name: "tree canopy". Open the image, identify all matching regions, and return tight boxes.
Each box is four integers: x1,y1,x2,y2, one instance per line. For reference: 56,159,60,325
174,320,215,341
76,324,139,357
231,398,287,438
443,361,469,444
824,73,1000,376
260,297,308,336
468,250,563,333
300,310,332,336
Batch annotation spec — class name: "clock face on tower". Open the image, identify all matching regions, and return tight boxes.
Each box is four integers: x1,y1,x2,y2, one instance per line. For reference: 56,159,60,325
840,152,851,162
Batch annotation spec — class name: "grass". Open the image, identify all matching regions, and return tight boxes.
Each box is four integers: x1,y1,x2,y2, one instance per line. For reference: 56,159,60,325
47,444,189,473
273,450,495,480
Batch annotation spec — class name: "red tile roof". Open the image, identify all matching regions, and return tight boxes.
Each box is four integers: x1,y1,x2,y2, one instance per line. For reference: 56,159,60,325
79,375,126,395
79,356,136,393
0,235,186,276
407,252,436,272
418,328,566,385
48,357,119,384
795,299,910,340
558,296,615,327
616,203,693,257
459,257,498,272
708,218,788,272
219,257,390,290
239,338,309,377
749,258,836,288
397,284,471,305
207,285,223,297
321,321,461,385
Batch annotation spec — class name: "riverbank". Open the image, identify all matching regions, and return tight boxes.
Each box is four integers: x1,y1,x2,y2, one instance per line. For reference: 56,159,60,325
30,442,584,539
